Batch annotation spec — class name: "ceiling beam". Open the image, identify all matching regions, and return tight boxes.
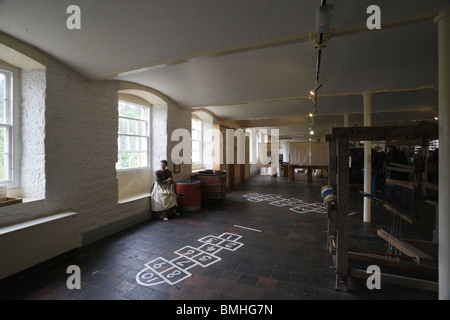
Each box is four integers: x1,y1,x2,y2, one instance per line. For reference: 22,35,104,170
190,85,437,109
329,123,438,140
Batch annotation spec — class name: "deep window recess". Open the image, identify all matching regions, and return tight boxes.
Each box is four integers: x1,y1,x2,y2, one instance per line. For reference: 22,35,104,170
117,100,150,170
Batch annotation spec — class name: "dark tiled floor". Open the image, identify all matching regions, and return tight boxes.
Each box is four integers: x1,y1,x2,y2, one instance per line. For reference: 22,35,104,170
0,172,438,300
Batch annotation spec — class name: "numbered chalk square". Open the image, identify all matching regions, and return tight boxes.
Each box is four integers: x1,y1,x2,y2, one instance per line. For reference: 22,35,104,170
190,253,221,268
286,198,302,203
269,200,291,207
174,246,205,259
312,205,327,213
197,243,223,255
136,268,167,287
261,194,281,201
160,267,191,285
170,256,199,270
216,240,244,251
246,197,265,202
197,235,224,246
218,233,242,241
144,257,175,274
266,194,282,199
243,193,262,198
290,205,317,214
311,202,327,213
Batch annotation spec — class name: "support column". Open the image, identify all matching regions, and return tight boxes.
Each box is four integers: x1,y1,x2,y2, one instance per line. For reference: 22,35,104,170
435,7,450,300
328,140,337,187
363,92,372,223
344,113,349,127
327,139,338,252
336,137,349,292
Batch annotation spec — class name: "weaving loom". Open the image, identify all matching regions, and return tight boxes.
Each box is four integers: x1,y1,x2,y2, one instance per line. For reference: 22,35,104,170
324,123,438,293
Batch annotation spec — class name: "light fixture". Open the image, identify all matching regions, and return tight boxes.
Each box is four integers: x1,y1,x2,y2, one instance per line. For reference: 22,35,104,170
309,84,322,105
309,113,314,118
435,116,438,121
310,130,314,135
310,83,322,96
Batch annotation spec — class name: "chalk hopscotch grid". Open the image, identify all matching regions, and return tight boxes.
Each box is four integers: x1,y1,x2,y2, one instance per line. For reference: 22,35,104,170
136,232,243,287
243,193,326,214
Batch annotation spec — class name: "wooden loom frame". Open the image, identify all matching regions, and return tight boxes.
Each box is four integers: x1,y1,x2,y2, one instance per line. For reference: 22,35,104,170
325,123,438,293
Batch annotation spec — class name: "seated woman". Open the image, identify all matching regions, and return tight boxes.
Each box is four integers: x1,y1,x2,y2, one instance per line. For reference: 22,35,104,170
150,160,180,221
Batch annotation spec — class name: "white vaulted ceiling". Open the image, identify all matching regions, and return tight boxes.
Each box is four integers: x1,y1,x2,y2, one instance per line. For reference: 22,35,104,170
0,0,447,139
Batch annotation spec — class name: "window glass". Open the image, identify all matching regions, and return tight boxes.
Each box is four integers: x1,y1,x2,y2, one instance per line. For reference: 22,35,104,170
0,99,4,125
117,100,150,170
192,118,202,165
0,70,12,183
0,73,5,99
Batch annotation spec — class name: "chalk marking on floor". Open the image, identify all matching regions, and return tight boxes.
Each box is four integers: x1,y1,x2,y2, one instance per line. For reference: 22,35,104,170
136,232,243,287
243,193,326,214
234,225,262,233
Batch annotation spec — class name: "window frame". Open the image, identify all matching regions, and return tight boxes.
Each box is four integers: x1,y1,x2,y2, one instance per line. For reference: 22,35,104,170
116,99,151,172
0,63,20,188
191,117,203,166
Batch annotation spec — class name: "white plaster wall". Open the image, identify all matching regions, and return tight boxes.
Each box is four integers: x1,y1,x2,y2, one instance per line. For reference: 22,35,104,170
43,58,121,234
20,69,46,200
152,104,168,171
